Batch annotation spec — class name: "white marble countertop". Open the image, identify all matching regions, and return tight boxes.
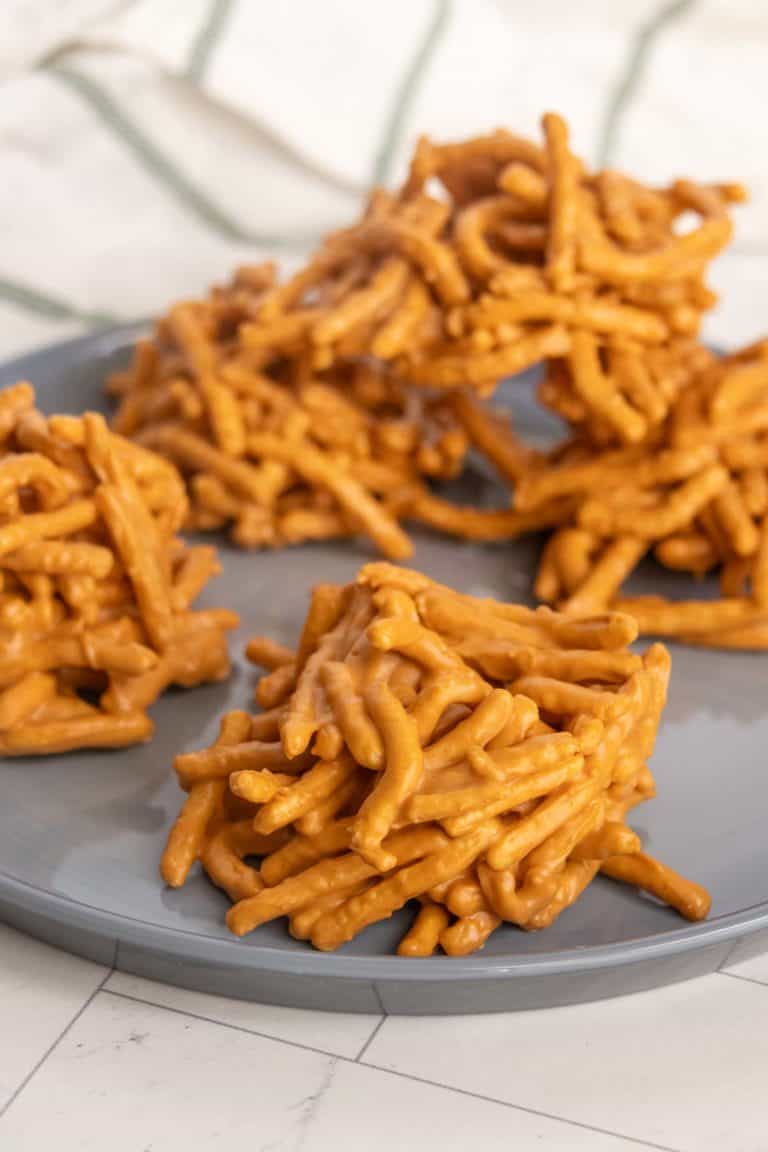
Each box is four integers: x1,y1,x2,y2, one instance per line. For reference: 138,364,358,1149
1,922,767,1151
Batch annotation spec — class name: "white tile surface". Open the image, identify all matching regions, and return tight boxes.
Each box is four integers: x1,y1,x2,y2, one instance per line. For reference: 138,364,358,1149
0,924,107,1111
364,974,768,1152
309,1062,644,1152
724,954,768,985
0,991,335,1151
0,989,649,1152
105,969,380,1059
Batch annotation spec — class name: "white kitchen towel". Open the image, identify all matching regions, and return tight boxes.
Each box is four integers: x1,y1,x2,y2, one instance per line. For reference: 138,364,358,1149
0,0,767,358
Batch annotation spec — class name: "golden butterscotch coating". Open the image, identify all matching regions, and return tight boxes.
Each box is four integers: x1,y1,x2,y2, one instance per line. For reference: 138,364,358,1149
0,385,236,755
109,112,744,561
161,564,709,955
108,278,487,559
106,111,760,645
522,340,768,647
238,114,742,402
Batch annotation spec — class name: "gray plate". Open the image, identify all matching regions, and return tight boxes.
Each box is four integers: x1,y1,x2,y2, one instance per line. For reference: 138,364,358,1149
0,324,766,1015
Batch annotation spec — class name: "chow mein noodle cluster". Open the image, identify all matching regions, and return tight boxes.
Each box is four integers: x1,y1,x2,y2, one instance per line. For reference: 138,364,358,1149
161,564,709,955
109,288,476,559
0,386,236,754
525,340,768,647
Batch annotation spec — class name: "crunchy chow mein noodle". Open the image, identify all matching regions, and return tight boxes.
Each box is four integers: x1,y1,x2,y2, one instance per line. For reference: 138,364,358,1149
106,115,738,533
521,341,768,647
161,564,709,955
0,387,236,755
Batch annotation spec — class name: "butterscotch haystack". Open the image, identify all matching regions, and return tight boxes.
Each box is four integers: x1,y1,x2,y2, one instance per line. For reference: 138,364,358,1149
238,113,741,401
109,284,485,559
0,384,236,754
109,112,744,560
521,340,768,648
162,563,709,956
109,112,760,648
110,287,572,550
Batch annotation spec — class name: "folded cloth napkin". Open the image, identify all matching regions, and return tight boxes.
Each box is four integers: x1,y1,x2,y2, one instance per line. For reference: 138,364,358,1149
0,0,767,357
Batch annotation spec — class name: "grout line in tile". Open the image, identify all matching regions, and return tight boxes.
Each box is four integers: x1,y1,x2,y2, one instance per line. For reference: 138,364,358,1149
358,1061,682,1152
101,987,354,1063
354,1016,386,1063
372,981,386,1016
717,969,768,990
0,967,113,1120
96,987,678,1152
716,940,739,973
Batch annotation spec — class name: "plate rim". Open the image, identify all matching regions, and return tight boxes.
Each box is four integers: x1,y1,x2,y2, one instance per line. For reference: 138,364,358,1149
1,864,767,982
